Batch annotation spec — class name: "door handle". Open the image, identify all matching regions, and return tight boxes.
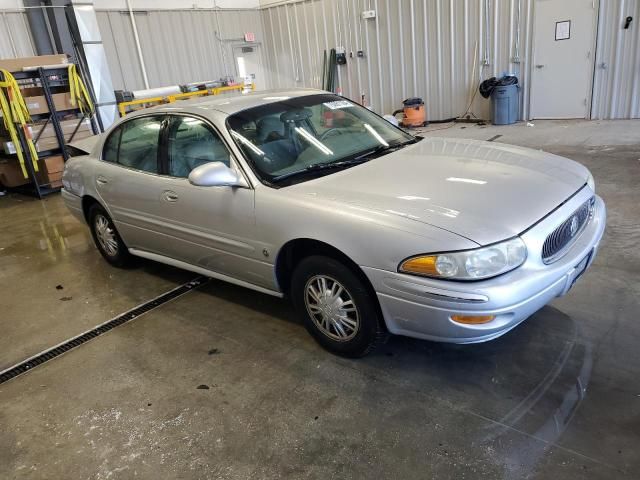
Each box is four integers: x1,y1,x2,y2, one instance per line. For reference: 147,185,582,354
96,176,109,185
535,64,545,69
163,190,179,202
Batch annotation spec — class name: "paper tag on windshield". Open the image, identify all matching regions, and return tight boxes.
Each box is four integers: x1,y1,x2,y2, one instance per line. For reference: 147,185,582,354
323,100,353,110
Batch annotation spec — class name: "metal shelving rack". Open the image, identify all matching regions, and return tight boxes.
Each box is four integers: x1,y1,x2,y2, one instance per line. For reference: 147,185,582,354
9,66,100,199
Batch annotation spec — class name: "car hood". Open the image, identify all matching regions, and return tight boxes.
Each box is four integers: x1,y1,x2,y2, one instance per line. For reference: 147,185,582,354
288,137,589,245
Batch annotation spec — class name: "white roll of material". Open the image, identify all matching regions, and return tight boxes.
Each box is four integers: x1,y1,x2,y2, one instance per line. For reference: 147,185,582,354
132,86,181,100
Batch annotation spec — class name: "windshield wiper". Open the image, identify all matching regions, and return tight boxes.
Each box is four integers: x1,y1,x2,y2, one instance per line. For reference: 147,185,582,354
272,158,369,183
353,138,418,161
271,138,419,183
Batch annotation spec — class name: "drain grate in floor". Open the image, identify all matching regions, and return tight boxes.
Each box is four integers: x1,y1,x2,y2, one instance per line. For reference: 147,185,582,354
0,276,209,385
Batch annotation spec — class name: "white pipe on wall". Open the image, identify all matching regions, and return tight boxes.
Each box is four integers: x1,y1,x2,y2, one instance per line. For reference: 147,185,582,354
213,0,232,77
126,0,150,89
374,0,383,110
514,0,522,63
484,0,491,66
409,0,416,94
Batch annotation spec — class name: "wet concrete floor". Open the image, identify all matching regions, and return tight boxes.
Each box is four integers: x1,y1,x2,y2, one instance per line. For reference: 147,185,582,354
0,120,638,479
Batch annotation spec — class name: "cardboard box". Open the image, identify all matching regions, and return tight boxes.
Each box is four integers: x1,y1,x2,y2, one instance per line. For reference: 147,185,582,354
0,54,68,73
1,118,93,154
23,93,75,115
32,118,93,151
35,118,93,140
35,155,64,187
0,155,65,188
0,158,30,187
38,170,63,188
2,139,48,155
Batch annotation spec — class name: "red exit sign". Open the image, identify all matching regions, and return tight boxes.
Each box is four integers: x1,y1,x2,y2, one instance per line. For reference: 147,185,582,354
244,32,255,42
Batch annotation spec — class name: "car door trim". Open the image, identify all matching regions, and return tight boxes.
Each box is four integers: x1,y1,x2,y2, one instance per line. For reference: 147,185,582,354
129,248,283,298
113,207,255,252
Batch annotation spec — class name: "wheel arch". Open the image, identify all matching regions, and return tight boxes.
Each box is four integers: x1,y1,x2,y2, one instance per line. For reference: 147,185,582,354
275,239,383,317
81,195,103,223
276,238,389,337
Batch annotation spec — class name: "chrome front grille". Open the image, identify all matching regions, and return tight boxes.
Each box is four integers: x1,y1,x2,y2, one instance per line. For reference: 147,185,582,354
542,197,595,263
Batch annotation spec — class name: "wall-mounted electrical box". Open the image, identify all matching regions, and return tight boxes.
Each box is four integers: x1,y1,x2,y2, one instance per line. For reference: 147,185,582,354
362,10,376,19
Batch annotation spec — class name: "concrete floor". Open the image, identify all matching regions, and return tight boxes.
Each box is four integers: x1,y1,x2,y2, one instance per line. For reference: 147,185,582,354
0,119,639,479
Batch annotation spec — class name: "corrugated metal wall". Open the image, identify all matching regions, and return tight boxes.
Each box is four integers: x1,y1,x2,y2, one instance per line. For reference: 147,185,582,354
260,0,639,120
1,2,638,119
591,0,640,119
95,8,265,91
0,11,35,60
260,0,535,120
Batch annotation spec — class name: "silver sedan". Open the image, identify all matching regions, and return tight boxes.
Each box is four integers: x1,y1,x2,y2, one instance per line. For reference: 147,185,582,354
62,90,606,357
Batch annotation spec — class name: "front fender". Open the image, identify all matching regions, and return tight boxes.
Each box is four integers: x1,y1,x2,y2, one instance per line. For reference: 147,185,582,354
256,185,477,274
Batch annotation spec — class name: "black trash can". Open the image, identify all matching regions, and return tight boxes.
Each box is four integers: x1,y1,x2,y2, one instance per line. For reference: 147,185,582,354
491,84,520,125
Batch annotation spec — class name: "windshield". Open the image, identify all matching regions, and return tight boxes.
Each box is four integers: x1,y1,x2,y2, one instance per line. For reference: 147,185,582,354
226,94,414,185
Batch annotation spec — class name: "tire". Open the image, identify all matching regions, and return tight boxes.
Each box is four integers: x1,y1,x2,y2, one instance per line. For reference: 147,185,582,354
88,204,132,268
291,255,386,357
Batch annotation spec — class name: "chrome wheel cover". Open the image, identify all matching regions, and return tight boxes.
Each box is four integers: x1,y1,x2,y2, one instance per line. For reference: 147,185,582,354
304,275,360,342
94,214,118,257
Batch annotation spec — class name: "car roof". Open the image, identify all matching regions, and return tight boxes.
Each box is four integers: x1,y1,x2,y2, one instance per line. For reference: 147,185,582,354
154,88,330,116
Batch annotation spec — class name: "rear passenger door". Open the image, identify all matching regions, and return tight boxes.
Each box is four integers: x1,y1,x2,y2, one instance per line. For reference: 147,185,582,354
94,114,170,249
155,115,266,287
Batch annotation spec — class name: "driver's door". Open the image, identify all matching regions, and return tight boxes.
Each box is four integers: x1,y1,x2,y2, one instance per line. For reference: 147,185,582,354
154,114,269,288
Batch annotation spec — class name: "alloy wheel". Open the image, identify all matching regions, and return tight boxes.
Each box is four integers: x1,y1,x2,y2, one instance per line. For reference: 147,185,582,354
304,275,360,342
94,214,118,257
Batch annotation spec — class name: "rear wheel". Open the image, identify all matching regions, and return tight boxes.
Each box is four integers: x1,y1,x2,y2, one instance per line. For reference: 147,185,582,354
291,255,386,357
88,204,132,268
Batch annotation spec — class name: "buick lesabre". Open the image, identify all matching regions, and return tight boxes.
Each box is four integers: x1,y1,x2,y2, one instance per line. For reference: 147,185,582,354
62,90,606,356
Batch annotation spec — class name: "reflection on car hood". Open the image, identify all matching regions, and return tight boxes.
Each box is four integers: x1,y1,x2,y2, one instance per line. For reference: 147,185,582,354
290,137,589,245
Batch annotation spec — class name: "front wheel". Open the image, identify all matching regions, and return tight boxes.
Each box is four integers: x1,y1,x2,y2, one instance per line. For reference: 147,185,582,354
291,255,386,357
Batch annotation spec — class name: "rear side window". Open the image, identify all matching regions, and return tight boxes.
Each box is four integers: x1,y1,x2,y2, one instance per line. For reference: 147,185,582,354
102,129,120,162
102,115,164,173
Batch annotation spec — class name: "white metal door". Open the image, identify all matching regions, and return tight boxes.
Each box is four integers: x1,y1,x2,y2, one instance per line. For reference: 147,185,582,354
233,45,265,91
530,0,598,119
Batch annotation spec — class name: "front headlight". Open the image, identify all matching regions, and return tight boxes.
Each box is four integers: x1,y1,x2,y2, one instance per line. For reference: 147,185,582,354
399,237,527,281
586,172,595,192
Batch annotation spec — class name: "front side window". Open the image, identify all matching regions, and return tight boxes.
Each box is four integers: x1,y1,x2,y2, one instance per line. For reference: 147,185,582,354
106,115,163,173
227,94,414,186
167,116,230,178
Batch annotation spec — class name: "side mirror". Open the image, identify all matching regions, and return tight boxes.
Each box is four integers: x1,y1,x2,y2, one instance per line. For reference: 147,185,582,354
188,161,247,187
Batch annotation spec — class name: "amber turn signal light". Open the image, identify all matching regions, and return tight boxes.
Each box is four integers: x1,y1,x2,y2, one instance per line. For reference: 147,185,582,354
451,315,495,325
400,256,438,276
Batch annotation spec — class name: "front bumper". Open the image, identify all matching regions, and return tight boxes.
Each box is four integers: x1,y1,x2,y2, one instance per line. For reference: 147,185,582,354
363,190,606,343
